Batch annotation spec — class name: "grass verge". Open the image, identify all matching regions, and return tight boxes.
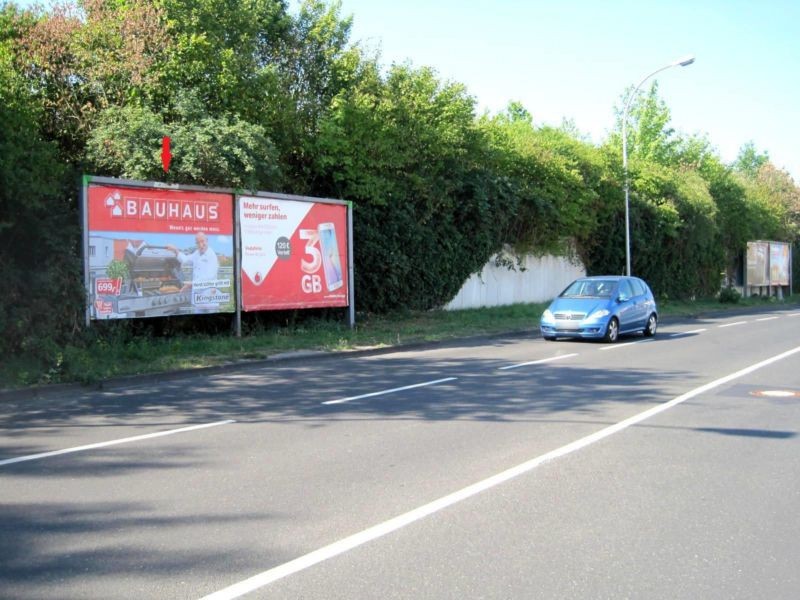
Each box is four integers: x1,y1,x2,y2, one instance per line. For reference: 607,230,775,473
1,295,797,390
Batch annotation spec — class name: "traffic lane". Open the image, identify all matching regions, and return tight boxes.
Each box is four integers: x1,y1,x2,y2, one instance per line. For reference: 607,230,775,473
0,334,569,460
261,343,800,600
1,320,719,479
0,339,711,599
3,312,796,508
0,306,784,457
192,316,800,596
1,307,796,434
1,360,688,600
2,311,797,599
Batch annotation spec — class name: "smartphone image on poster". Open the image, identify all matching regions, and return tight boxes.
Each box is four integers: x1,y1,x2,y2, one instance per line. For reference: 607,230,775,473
317,222,344,291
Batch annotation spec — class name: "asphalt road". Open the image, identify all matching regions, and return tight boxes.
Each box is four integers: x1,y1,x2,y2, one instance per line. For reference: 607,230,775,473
1,308,800,599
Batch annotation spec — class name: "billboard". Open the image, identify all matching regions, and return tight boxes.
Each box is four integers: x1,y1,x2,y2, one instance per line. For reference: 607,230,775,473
239,195,349,310
85,183,235,319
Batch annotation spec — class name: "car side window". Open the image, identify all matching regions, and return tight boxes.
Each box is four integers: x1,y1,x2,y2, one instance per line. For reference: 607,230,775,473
631,279,646,297
619,279,634,299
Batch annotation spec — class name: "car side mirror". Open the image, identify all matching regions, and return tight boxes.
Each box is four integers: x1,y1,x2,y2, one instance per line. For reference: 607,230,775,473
617,293,629,303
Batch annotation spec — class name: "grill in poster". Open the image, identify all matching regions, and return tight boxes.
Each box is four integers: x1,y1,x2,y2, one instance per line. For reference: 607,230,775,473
86,184,235,319
239,196,348,310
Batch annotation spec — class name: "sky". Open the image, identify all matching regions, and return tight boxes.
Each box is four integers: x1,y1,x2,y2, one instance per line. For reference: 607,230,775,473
10,0,799,182
334,0,800,182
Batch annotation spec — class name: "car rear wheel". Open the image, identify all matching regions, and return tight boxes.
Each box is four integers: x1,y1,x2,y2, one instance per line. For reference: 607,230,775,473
603,317,619,343
544,336,556,341
644,313,657,337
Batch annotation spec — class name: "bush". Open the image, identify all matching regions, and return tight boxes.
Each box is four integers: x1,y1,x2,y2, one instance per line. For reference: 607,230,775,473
718,287,740,304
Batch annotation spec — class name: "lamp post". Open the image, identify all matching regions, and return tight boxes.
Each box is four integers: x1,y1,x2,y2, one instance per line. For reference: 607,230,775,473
622,55,695,276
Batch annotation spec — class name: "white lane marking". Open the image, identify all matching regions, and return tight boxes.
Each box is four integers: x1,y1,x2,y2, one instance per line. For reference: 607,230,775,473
200,343,800,600
599,341,642,351
498,353,578,371
322,378,457,405
719,321,747,328
685,328,707,334
756,317,779,322
788,313,800,317
0,420,236,467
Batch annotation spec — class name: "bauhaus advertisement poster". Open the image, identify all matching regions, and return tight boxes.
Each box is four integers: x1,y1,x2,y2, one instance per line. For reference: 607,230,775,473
85,183,235,319
238,195,349,311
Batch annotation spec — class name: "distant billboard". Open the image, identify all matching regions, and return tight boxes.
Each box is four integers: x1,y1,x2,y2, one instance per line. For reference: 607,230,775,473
746,240,792,287
746,241,769,286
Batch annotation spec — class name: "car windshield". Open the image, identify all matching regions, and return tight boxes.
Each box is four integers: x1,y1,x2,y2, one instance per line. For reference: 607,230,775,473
560,279,616,298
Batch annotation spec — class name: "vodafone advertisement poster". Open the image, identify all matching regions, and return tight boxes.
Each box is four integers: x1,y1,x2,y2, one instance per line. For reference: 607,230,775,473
769,242,791,285
239,195,349,310
86,183,235,319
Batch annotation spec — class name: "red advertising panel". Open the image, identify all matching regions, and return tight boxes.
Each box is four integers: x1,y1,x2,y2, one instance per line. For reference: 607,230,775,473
239,195,349,310
86,183,235,319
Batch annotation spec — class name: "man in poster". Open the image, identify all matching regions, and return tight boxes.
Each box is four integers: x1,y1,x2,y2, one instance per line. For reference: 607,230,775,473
167,231,220,311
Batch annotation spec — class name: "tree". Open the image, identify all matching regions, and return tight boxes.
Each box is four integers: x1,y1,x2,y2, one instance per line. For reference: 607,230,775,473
85,91,282,189
0,35,83,361
11,0,169,162
151,0,289,120
611,81,678,165
268,0,362,190
313,63,500,311
733,141,769,179
751,163,800,240
480,108,601,258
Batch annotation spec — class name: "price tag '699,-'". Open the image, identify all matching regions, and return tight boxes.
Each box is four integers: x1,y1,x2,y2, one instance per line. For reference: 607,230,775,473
95,278,123,296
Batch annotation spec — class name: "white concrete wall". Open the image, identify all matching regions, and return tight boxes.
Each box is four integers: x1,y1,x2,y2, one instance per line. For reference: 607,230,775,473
445,253,586,310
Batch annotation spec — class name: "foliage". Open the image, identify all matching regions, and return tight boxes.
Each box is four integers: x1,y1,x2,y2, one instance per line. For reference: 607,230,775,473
733,141,769,179
152,0,288,119
10,0,169,161
480,108,600,258
0,42,83,362
263,0,363,191
718,287,740,304
313,63,502,311
85,91,282,189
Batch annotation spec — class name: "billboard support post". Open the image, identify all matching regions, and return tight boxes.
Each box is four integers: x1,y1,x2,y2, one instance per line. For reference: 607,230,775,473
234,194,243,337
81,175,91,328
347,201,355,329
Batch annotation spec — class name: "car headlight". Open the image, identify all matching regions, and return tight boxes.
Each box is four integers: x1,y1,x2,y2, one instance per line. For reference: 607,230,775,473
541,309,554,322
586,309,610,321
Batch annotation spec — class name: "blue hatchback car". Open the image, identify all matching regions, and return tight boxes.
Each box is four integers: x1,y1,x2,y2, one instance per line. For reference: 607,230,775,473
539,276,658,343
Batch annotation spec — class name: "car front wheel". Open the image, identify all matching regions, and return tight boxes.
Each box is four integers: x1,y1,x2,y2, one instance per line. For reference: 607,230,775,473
603,317,619,343
644,313,657,337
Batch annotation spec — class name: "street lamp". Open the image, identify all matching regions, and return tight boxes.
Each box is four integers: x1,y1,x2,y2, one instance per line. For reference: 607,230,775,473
622,55,695,276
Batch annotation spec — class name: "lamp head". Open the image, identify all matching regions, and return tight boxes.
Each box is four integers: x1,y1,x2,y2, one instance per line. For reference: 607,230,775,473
674,55,695,67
